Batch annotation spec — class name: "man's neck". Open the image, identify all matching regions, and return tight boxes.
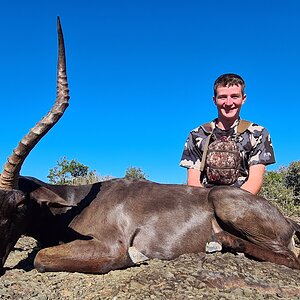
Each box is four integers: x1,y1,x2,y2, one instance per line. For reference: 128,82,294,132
216,117,239,130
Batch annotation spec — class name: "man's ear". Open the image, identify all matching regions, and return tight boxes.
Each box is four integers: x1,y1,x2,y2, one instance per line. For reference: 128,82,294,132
30,186,75,208
242,94,247,105
213,96,217,105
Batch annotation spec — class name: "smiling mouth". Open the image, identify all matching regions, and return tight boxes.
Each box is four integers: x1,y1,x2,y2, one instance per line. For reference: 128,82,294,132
223,109,236,113
224,104,238,110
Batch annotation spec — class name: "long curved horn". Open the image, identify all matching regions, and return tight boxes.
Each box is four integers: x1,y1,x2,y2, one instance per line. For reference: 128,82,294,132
0,17,70,190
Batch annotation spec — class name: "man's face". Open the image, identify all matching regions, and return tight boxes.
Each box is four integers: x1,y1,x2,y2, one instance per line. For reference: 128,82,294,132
213,84,246,121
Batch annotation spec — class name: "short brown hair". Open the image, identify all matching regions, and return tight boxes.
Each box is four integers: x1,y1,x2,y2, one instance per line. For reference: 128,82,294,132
213,73,245,97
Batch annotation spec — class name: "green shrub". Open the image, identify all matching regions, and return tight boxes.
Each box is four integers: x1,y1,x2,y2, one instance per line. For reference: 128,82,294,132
260,169,300,217
47,157,113,185
125,166,148,180
284,161,300,199
69,173,113,185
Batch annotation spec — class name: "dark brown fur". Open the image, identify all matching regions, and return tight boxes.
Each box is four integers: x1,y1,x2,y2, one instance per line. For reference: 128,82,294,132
0,176,299,274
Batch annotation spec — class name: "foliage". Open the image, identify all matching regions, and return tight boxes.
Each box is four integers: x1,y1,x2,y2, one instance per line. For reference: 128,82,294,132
260,166,300,217
47,157,112,185
284,161,300,198
125,166,148,180
70,173,113,185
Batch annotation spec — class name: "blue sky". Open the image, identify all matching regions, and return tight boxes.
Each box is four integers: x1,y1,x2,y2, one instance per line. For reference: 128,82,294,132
1,0,299,184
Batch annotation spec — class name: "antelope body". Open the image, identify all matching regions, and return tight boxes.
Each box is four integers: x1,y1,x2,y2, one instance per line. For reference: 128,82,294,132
0,18,299,275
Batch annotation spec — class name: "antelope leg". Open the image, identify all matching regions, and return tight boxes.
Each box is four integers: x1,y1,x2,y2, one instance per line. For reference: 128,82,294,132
34,239,133,274
209,187,295,253
215,231,300,270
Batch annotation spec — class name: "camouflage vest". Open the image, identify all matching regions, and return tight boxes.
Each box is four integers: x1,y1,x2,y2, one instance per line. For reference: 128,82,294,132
200,120,251,185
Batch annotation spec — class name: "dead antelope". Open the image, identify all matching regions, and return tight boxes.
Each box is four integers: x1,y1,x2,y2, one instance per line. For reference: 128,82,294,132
0,18,299,275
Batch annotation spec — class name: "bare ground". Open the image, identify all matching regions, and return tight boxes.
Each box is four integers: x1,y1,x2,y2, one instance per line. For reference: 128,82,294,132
1,236,300,300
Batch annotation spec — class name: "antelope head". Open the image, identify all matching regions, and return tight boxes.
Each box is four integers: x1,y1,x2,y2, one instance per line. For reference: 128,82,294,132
0,17,70,271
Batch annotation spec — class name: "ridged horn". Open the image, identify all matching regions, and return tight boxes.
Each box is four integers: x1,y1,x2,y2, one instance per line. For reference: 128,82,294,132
0,17,70,190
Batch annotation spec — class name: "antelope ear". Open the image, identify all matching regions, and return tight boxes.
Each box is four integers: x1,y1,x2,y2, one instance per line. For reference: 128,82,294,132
30,186,75,208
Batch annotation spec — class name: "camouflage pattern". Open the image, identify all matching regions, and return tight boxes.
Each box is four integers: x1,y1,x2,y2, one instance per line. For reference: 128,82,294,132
206,136,240,185
180,119,275,187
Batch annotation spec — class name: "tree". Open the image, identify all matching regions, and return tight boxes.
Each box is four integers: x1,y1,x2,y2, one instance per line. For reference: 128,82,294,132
48,157,105,185
124,166,148,180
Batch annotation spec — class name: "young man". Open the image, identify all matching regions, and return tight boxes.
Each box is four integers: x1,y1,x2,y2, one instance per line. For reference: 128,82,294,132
180,73,275,195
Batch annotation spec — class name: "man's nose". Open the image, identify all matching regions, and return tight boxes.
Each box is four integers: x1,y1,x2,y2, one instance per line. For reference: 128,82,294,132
225,97,233,105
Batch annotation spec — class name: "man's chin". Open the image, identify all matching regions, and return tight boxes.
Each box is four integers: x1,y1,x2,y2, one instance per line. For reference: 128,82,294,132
221,111,239,120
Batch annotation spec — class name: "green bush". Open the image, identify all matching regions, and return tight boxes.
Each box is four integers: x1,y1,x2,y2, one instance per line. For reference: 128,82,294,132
69,173,113,185
284,161,300,199
125,166,148,180
47,157,113,185
260,168,300,217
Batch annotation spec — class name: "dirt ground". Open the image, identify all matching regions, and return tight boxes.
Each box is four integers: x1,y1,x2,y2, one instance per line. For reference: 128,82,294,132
1,236,300,300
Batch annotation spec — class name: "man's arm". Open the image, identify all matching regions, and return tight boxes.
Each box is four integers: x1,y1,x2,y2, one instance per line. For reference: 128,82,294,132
240,164,266,195
187,168,204,187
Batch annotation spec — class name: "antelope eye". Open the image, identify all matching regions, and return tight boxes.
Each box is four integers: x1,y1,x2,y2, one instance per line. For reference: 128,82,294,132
0,219,8,226
17,200,26,210
17,203,25,209
16,198,26,210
